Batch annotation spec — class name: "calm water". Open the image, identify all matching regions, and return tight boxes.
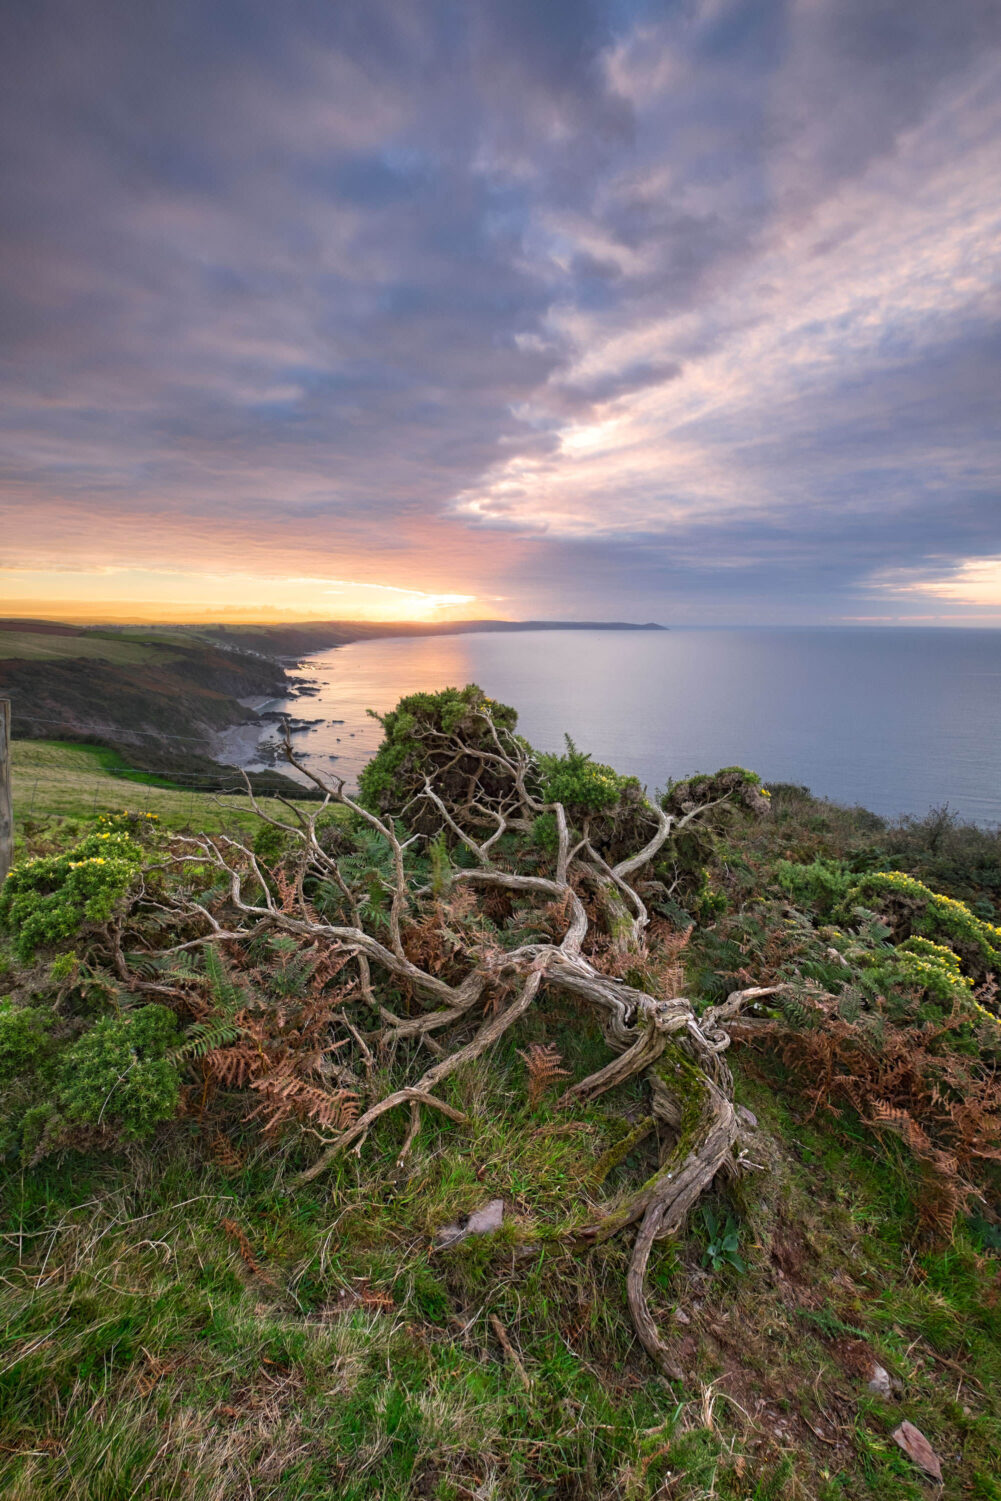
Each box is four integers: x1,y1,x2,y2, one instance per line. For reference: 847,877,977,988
238,628,1001,823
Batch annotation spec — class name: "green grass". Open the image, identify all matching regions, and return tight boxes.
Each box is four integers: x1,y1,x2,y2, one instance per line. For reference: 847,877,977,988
3,741,1001,1496
10,740,314,840
1,1041,999,1499
0,631,164,664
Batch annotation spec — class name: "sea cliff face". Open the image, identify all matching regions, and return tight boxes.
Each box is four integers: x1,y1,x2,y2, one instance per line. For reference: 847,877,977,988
0,629,288,782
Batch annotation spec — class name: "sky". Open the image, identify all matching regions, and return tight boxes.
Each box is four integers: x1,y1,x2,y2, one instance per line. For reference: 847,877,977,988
1,0,1000,625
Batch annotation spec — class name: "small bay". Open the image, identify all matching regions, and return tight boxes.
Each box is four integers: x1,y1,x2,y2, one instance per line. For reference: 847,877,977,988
235,627,1001,823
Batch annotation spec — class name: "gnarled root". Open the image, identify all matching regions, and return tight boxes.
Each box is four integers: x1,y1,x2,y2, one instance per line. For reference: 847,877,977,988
627,1201,685,1380
292,968,543,1186
578,1037,742,1378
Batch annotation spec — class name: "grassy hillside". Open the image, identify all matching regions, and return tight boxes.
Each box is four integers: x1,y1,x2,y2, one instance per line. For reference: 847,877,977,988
9,739,314,842
0,630,163,665
0,619,296,789
1,694,1000,1500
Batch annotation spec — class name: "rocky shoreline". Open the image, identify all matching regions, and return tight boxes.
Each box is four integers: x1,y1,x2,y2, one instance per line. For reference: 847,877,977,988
3,617,666,793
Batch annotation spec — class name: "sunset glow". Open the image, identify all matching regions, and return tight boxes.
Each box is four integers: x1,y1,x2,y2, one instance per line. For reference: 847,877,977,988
2,3,1000,623
0,569,481,624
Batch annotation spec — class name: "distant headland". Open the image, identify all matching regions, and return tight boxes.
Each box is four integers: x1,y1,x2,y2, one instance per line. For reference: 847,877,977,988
187,618,666,658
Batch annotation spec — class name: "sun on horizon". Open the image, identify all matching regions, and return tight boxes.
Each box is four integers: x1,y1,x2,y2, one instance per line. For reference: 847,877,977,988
0,569,483,626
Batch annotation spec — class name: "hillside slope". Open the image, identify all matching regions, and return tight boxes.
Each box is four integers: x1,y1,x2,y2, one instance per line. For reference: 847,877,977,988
1,694,999,1500
0,622,295,789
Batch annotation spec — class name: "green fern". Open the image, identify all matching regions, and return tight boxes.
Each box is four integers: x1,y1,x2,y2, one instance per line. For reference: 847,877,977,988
202,948,246,1012
776,989,818,1030
854,908,893,948
170,1017,243,1063
837,985,864,1022
263,945,318,1001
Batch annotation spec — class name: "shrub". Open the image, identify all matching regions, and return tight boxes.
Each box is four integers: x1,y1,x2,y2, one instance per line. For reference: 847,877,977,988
839,871,1001,981
357,684,526,820
537,738,640,816
663,766,768,817
95,810,161,840
865,942,975,1015
0,1001,55,1079
0,830,144,960
3,1003,182,1162
776,857,854,916
55,1006,180,1140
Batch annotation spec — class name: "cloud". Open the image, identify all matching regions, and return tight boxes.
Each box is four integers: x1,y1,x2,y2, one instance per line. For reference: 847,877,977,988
1,0,999,621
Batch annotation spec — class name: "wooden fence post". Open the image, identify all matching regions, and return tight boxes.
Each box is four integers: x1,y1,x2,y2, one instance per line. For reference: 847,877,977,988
0,698,11,888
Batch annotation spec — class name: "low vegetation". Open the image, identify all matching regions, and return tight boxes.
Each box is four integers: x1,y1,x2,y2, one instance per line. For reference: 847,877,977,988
1,688,1000,1499
0,630,163,665
10,740,313,836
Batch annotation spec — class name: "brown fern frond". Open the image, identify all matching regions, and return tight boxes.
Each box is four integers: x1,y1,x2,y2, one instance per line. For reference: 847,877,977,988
203,1042,263,1088
309,949,354,993
268,858,307,915
210,1133,244,1173
220,1217,267,1280
915,1163,964,1244
518,1043,571,1106
247,1077,360,1136
870,1102,936,1158
732,994,1001,1248
357,1283,395,1311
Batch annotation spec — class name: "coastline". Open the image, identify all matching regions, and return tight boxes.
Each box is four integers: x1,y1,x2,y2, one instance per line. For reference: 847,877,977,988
209,622,669,773
210,718,279,770
215,626,1001,823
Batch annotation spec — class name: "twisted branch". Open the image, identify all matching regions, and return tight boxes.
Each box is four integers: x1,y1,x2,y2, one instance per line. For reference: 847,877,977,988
160,700,767,1377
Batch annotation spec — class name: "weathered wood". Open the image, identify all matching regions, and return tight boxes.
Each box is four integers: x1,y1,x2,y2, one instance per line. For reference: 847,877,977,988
170,705,765,1374
0,699,11,890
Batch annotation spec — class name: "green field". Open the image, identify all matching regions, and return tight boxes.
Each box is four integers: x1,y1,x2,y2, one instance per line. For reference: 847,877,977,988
10,739,313,840
0,630,164,664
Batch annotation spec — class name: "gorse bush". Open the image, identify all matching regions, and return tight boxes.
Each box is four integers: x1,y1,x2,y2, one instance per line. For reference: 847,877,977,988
537,737,639,816
0,1001,54,1079
0,829,144,960
48,1006,180,1137
838,870,1001,979
1,1002,180,1161
776,856,854,916
358,684,524,817
737,852,1001,1240
95,809,161,839
876,936,976,1008
774,861,1001,1017
0,817,178,1160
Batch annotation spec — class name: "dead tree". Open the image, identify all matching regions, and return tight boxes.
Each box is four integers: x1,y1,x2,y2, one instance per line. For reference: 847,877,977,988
165,690,775,1376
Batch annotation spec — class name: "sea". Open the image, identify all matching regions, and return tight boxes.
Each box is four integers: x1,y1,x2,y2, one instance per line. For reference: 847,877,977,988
229,627,1001,825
